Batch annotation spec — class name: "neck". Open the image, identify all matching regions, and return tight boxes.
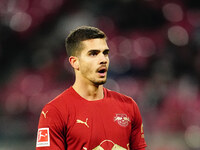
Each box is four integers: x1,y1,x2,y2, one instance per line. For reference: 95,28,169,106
72,80,104,101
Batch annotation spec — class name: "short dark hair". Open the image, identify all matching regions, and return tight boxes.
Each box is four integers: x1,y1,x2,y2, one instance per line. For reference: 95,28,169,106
65,26,107,56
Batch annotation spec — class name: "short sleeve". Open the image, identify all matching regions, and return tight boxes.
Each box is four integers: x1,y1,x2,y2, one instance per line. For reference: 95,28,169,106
36,104,66,150
130,101,147,150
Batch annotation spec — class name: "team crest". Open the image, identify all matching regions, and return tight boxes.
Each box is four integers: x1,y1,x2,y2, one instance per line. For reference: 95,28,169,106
114,114,130,127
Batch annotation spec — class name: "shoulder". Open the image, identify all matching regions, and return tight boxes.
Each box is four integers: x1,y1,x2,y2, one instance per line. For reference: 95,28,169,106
105,88,141,118
47,87,73,107
105,88,137,105
40,87,74,116
39,87,74,122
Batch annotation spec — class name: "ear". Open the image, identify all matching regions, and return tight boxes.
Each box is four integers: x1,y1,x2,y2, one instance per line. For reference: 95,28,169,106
69,56,79,70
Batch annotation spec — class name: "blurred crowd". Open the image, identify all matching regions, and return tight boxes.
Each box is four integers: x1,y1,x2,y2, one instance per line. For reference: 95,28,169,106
0,0,200,149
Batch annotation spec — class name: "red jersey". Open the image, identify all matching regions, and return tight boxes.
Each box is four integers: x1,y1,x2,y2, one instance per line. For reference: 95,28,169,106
36,87,147,150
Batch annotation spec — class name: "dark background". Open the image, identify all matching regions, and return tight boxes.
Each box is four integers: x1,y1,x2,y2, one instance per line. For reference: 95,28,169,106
0,0,200,149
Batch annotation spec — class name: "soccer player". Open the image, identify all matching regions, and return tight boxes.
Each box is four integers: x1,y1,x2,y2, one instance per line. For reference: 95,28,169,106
36,26,147,150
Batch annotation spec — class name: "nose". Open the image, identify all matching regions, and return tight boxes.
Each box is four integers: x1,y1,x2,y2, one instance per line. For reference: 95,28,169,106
99,53,108,64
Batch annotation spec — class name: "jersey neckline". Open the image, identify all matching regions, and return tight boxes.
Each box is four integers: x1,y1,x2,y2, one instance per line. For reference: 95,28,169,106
69,86,107,103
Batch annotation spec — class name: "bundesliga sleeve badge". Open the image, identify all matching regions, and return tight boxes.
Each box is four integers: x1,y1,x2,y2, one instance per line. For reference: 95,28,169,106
36,128,50,147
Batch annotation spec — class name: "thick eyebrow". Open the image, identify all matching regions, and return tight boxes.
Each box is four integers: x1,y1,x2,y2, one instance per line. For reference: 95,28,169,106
87,49,100,54
87,49,110,54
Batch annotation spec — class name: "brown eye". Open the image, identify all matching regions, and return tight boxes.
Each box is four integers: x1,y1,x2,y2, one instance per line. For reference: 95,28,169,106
90,51,98,56
88,50,99,56
103,49,110,56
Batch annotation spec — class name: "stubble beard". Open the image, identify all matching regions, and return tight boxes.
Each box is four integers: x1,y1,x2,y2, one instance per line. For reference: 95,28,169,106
80,66,108,86
94,80,106,85
92,77,107,86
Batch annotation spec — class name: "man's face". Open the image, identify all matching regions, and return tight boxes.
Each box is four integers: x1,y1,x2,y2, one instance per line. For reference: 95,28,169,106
77,38,110,85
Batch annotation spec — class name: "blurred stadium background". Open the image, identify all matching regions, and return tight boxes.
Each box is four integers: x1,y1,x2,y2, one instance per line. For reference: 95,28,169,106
0,0,200,149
